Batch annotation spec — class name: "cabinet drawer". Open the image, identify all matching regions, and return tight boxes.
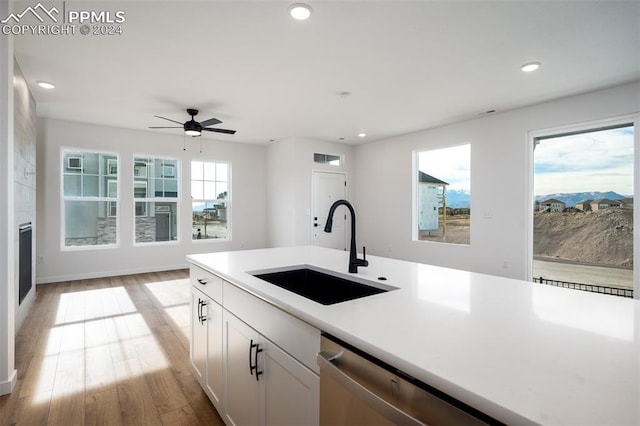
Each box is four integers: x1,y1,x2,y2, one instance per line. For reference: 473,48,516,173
190,265,223,304
224,281,321,374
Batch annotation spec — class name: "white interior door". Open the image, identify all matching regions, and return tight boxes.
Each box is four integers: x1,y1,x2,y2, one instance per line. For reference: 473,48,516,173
312,171,346,250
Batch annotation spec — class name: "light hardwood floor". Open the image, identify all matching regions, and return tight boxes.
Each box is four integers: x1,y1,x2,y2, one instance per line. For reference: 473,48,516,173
0,270,224,426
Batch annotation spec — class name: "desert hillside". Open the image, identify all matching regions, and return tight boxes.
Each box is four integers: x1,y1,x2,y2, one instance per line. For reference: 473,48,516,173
534,208,633,267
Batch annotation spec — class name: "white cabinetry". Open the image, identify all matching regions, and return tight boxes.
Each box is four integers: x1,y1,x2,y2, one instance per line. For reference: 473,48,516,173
190,264,320,426
224,311,319,426
190,266,224,413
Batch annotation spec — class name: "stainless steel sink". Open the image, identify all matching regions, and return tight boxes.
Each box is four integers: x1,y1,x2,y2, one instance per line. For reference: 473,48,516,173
250,265,396,305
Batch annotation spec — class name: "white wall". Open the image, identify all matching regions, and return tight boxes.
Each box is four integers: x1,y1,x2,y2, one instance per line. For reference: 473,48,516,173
266,137,353,247
353,82,640,281
36,118,266,283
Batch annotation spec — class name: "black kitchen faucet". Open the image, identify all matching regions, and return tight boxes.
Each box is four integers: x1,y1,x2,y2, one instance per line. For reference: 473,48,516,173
324,199,368,273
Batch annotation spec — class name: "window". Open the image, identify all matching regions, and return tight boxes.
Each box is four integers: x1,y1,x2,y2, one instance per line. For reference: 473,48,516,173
314,153,341,166
414,144,470,245
191,160,230,240
532,124,634,297
133,157,179,243
62,150,118,248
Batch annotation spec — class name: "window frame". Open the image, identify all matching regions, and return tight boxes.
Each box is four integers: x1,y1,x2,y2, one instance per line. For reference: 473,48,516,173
60,148,120,251
412,143,471,246
526,114,639,300
132,155,180,245
191,159,232,242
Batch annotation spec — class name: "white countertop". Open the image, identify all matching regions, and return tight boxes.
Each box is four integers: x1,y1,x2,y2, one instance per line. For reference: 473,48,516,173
187,246,640,426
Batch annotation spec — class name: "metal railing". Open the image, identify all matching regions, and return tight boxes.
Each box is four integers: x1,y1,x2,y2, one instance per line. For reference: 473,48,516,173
533,277,634,298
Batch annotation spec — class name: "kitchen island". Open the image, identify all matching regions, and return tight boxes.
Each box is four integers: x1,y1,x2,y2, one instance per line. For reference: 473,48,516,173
187,246,639,425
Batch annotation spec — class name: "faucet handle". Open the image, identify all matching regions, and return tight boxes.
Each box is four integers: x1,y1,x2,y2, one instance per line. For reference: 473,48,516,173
362,246,366,260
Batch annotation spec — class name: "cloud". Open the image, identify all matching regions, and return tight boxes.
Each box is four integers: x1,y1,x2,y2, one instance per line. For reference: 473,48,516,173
534,126,633,194
418,144,470,191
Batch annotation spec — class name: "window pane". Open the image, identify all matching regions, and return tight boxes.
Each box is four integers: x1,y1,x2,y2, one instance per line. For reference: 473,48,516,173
134,181,147,198
63,174,81,196
192,181,204,200
416,144,470,245
203,181,216,199
192,161,203,180
314,152,341,166
217,182,228,199
64,201,116,246
164,178,178,197
204,162,216,181
82,175,99,197
136,202,178,243
216,163,228,181
192,201,228,240
82,153,100,175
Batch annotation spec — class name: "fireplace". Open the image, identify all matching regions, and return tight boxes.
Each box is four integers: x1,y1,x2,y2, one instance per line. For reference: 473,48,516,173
19,222,32,305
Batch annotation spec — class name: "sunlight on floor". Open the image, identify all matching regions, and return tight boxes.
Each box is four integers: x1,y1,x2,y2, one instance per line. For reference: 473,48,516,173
28,281,192,402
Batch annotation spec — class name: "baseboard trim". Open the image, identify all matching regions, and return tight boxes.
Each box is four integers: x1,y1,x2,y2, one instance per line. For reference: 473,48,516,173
35,262,189,284
0,369,17,396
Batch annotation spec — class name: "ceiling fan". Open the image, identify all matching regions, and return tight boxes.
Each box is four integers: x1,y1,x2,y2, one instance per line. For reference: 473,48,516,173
149,108,236,136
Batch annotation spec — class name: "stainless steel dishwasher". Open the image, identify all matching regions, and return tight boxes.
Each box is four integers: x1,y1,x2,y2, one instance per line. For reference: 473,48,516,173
317,334,499,425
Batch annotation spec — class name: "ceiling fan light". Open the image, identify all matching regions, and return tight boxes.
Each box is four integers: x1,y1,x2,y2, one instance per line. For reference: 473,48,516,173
289,3,312,20
185,129,201,136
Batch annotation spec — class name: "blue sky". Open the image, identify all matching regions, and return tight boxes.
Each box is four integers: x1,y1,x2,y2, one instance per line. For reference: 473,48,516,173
534,126,634,196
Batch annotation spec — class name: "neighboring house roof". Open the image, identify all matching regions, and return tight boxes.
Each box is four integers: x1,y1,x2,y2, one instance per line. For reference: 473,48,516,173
620,198,633,204
591,198,619,204
418,171,449,185
540,198,564,204
576,199,593,205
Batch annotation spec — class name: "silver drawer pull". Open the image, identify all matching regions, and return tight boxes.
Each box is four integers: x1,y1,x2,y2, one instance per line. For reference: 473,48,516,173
317,351,425,426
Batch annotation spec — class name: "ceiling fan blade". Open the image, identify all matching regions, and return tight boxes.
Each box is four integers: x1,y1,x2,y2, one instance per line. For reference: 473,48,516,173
200,117,222,127
149,126,182,129
202,127,236,135
154,115,184,125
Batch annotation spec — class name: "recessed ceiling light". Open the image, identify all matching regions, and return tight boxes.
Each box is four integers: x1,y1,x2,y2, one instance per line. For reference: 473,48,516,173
289,3,312,20
37,81,55,89
357,132,367,138
521,62,541,73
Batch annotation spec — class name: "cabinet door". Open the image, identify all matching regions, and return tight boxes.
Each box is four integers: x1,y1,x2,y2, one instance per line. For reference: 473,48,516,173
262,339,319,426
191,290,207,385
206,299,224,412
224,311,261,426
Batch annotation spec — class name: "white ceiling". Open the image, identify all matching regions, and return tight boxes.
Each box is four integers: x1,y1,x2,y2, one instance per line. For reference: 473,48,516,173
12,0,640,145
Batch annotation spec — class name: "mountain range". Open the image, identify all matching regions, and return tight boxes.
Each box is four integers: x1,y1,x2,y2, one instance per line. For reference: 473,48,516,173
445,189,470,208
535,191,630,207
443,190,631,209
